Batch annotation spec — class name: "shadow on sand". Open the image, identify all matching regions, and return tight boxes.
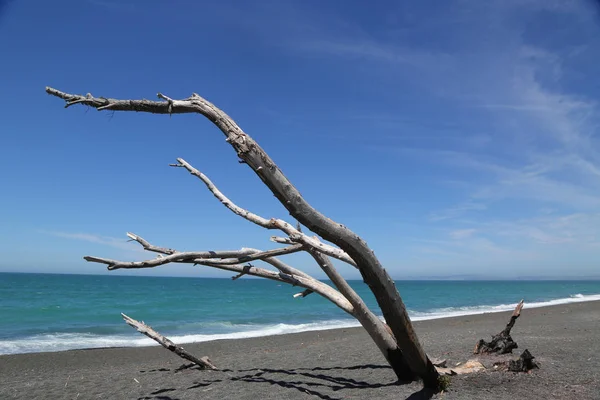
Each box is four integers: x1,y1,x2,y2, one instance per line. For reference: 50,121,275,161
137,363,435,400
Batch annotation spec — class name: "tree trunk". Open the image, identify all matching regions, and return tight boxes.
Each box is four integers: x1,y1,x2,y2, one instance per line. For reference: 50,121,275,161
45,87,440,389
309,250,414,381
228,119,439,387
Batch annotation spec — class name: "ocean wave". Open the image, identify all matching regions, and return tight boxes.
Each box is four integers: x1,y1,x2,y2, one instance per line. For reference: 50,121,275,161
0,332,154,355
0,320,361,355
1,292,599,355
410,292,600,321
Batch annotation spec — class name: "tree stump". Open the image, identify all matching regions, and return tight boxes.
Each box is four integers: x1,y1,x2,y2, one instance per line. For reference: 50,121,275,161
493,349,539,373
474,300,524,354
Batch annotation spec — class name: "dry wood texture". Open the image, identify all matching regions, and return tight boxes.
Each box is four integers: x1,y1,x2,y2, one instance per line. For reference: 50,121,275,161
46,87,440,389
474,300,524,354
122,313,218,370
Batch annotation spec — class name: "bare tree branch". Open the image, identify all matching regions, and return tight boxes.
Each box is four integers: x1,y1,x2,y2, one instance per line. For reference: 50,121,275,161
174,158,272,227
86,233,354,313
47,87,439,387
84,249,257,270
270,232,356,266
124,233,314,282
174,158,357,267
122,313,218,370
191,244,304,266
176,260,355,314
270,236,295,245
85,244,305,271
231,265,252,280
127,232,176,255
242,248,313,280
293,289,314,298
308,250,413,379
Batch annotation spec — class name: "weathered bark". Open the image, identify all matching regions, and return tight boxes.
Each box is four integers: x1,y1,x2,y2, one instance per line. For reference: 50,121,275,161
115,236,416,379
113,237,357,315
436,360,486,376
308,250,414,381
493,349,539,373
46,87,439,388
126,232,176,255
121,313,218,370
474,300,524,354
507,349,539,372
85,246,305,271
127,232,315,282
113,232,411,376
174,159,356,266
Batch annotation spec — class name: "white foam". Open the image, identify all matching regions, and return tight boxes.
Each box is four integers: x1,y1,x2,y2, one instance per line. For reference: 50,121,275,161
2,293,599,355
0,333,155,355
0,320,361,355
410,292,600,321
169,319,361,344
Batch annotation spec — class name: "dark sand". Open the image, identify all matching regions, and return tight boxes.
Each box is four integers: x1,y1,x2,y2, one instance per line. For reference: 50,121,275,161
1,301,599,399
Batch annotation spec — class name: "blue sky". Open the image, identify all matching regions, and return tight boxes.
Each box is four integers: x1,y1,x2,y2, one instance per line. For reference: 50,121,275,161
1,0,599,279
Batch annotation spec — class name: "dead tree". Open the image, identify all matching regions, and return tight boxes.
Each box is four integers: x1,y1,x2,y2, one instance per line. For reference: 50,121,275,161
474,300,524,354
505,349,539,372
46,87,440,390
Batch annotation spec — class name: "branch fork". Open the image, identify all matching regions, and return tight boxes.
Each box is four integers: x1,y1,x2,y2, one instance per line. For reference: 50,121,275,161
47,86,440,389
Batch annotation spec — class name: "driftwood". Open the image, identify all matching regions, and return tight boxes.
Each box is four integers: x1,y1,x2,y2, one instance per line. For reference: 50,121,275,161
437,360,486,376
46,87,440,389
474,300,524,354
121,313,217,370
471,300,539,374
494,349,539,373
507,349,539,372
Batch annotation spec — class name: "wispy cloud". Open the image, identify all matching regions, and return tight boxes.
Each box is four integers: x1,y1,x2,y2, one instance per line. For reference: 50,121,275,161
449,229,477,240
318,1,597,268
469,104,556,111
411,235,540,265
486,213,600,246
209,0,599,273
301,39,454,72
429,202,487,221
418,211,600,267
41,230,141,252
382,7,600,224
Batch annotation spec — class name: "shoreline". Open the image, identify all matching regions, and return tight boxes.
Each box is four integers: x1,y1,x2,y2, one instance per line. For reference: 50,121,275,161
2,300,599,399
3,294,600,357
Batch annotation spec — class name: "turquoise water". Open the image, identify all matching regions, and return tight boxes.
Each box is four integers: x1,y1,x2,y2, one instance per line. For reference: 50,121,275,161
1,272,599,355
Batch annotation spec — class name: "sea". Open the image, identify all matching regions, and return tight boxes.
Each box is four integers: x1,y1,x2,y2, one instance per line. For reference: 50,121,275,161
1,272,599,356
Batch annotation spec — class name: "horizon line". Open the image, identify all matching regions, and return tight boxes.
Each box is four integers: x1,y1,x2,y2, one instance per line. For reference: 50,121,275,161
2,271,599,281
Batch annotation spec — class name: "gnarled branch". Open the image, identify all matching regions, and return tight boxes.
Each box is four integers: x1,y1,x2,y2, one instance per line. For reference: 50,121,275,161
87,233,354,314
308,250,413,379
173,158,356,267
122,313,218,370
127,232,176,255
191,244,304,266
474,300,525,354
85,249,257,270
47,87,439,387
195,260,353,313
85,245,305,271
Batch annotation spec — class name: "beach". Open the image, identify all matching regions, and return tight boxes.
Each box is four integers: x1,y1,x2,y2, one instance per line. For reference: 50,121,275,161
1,301,598,399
